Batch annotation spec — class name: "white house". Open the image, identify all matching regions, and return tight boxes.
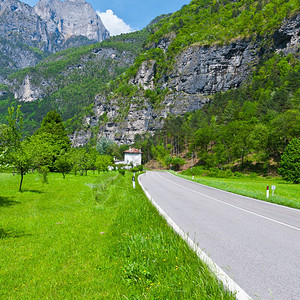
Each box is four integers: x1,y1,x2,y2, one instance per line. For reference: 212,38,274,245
123,147,142,166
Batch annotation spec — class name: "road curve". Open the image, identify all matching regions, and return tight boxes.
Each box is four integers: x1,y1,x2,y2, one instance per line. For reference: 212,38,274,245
139,171,300,300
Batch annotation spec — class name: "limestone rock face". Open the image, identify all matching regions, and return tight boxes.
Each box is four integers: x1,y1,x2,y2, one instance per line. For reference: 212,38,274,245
0,0,109,79
34,0,109,44
13,75,43,102
0,0,50,76
168,40,260,95
71,14,300,146
129,60,156,90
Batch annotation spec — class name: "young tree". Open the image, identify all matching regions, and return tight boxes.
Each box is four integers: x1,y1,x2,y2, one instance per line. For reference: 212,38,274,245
6,106,33,192
28,133,55,183
278,138,300,183
0,124,11,169
96,136,119,157
54,150,72,178
71,147,90,176
9,141,33,192
95,155,113,173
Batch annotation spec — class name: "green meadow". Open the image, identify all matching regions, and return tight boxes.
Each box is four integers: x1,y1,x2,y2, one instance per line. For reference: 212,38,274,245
0,172,234,299
177,173,300,209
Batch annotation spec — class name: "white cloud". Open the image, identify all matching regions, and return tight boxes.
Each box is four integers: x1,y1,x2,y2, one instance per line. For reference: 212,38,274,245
97,9,134,36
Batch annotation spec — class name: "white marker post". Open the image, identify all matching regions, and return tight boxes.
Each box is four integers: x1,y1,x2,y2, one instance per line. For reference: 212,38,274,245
132,175,135,189
271,185,276,196
266,186,269,199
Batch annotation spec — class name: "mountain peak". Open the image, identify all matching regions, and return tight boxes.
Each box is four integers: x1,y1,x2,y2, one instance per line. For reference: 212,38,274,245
34,0,110,42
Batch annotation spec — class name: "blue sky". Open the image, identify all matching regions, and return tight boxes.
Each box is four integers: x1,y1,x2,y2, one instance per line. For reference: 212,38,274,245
22,0,190,34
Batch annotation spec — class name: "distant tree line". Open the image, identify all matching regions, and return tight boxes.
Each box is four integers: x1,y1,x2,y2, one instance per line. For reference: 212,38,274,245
0,109,130,192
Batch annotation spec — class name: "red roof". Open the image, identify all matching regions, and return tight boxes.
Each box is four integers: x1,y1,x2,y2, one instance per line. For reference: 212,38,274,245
124,147,142,154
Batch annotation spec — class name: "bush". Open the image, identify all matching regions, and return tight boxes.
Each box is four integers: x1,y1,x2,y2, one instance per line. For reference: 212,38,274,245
131,167,139,173
207,168,220,177
171,156,185,171
234,172,243,178
182,166,206,176
279,138,300,184
119,169,125,176
249,172,258,179
223,169,234,178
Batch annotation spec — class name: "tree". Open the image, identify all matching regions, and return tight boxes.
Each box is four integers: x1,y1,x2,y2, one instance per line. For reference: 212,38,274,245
95,155,113,173
0,124,11,169
278,138,300,184
54,150,72,178
96,137,119,157
6,106,33,192
35,110,71,153
268,110,300,161
10,142,33,192
28,133,55,183
71,147,91,176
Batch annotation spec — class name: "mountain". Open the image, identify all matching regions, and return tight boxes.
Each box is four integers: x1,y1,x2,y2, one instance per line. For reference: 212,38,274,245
71,0,299,146
0,29,150,139
34,0,109,45
1,0,299,149
0,0,109,80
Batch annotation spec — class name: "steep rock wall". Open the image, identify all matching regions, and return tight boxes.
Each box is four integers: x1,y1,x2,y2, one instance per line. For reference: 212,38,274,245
34,0,109,45
71,14,300,146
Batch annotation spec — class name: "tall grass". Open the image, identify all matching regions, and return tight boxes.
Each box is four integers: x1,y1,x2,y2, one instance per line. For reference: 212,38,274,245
0,172,234,299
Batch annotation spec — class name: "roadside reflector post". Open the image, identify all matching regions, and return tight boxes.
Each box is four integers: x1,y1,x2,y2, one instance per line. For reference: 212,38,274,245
132,175,136,189
266,186,269,199
271,185,276,196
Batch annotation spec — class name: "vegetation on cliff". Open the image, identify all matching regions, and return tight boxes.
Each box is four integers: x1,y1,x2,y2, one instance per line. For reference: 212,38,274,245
0,29,150,135
133,52,300,175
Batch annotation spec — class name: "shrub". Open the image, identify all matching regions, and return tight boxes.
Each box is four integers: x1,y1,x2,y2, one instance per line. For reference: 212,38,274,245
234,172,243,178
249,172,258,179
119,169,125,176
182,166,206,176
207,168,220,177
223,169,234,178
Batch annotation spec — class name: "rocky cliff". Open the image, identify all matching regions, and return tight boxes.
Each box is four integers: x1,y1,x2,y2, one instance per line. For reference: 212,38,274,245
0,0,109,80
0,0,49,77
71,13,300,146
34,0,109,47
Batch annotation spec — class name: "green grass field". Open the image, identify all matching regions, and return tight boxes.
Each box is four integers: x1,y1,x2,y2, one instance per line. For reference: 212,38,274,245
0,172,234,299
176,173,300,209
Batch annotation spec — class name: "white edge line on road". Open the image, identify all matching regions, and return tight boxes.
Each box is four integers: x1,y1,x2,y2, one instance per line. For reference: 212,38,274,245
159,173,300,232
138,173,252,300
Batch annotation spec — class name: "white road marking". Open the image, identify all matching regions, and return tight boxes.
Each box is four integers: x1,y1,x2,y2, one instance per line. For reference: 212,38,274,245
173,172,299,212
158,173,300,232
138,173,252,300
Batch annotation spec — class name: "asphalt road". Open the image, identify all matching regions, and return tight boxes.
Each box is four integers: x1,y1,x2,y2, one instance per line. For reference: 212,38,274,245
139,171,300,300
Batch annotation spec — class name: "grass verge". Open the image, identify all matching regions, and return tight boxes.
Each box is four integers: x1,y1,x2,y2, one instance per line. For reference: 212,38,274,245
175,172,300,209
0,171,234,299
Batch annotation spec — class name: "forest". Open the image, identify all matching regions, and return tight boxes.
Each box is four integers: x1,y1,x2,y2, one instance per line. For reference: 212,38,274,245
131,52,300,182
